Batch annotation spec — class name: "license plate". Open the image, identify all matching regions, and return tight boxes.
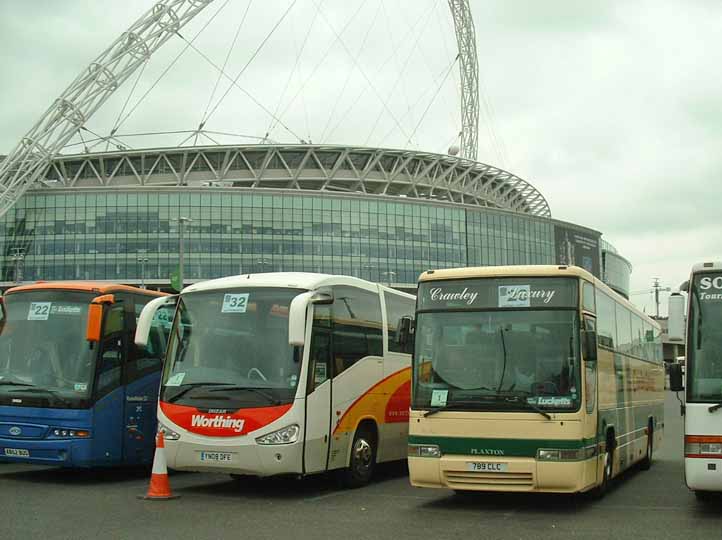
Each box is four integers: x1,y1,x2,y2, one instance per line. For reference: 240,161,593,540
467,461,508,472
4,448,30,457
200,451,233,463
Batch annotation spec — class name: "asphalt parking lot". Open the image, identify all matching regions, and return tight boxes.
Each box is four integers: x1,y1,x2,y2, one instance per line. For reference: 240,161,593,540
1,393,719,540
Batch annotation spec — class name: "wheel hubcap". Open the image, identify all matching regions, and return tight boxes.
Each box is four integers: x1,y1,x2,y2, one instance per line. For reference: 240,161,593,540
353,438,372,474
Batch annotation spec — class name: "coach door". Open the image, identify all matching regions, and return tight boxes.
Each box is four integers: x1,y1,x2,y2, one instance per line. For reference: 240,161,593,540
303,304,332,474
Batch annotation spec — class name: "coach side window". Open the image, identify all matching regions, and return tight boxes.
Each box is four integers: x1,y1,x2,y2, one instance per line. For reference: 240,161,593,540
385,293,414,353
615,303,632,356
330,286,383,377
596,291,617,350
582,282,595,313
584,317,597,414
95,305,125,399
127,296,172,383
307,305,331,394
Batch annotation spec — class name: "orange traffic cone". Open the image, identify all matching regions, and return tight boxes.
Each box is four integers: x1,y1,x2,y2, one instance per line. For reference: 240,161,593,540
139,432,179,500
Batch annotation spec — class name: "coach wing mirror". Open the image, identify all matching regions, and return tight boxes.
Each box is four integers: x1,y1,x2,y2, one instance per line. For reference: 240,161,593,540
288,291,334,347
669,363,684,393
86,294,115,344
583,330,597,362
397,316,415,351
135,295,178,348
667,292,686,342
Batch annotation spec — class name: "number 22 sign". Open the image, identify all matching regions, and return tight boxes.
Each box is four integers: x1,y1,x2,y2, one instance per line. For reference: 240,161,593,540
28,302,52,321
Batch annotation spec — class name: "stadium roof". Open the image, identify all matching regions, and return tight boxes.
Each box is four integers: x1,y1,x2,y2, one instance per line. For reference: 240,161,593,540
37,144,551,218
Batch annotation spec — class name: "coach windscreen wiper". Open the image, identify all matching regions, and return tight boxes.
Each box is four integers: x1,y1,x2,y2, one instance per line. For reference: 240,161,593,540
423,400,490,417
498,394,552,420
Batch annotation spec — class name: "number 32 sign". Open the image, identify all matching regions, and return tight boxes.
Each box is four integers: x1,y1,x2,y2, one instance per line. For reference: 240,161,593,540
222,294,249,313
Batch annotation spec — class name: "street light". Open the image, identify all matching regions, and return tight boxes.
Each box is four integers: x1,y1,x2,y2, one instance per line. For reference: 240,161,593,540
10,248,25,283
381,270,397,287
174,217,192,289
256,258,272,273
137,249,149,289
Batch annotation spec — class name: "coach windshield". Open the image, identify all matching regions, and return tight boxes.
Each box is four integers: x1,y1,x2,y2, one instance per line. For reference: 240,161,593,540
413,278,581,413
161,288,304,409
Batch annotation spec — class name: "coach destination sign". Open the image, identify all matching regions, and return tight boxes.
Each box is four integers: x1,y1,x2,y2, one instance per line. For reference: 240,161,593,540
418,277,578,311
696,273,722,302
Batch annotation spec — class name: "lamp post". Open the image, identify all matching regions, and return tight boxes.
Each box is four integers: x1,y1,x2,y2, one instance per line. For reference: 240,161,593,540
381,270,397,286
10,247,25,283
256,258,272,273
137,249,149,289
176,216,192,289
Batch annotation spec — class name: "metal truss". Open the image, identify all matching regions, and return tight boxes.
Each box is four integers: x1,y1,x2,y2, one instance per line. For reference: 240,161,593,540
448,0,479,161
38,145,551,217
0,0,488,218
0,0,214,219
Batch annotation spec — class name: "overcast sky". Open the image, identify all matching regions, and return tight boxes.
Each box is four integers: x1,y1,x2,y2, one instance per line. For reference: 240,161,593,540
1,0,719,314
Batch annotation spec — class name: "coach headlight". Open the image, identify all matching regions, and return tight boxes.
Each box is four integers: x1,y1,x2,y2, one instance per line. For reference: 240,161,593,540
408,444,441,458
255,424,299,445
538,446,596,461
157,422,180,441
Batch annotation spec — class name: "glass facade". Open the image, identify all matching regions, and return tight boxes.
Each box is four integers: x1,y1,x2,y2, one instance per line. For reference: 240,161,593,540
0,188,560,287
602,250,633,299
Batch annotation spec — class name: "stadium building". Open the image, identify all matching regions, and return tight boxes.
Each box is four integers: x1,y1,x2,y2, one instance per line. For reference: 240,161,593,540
0,144,633,297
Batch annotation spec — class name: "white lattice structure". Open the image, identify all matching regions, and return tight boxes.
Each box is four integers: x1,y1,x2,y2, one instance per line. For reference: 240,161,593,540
38,145,551,217
0,0,487,219
0,0,214,219
448,0,479,161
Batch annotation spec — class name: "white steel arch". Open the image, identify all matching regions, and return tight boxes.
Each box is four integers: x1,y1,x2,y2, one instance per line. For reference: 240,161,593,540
448,0,479,161
0,0,214,219
0,0,482,218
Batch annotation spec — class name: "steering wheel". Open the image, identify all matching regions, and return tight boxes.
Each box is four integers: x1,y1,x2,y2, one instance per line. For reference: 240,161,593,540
247,367,267,381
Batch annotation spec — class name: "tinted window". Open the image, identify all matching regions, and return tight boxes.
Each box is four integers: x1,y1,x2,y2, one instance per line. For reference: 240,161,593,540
129,296,171,381
631,315,644,359
307,305,331,394
643,321,654,362
385,291,414,353
103,304,124,336
331,286,383,377
582,281,595,313
687,273,722,401
96,304,126,398
615,303,632,355
161,288,302,408
596,291,617,349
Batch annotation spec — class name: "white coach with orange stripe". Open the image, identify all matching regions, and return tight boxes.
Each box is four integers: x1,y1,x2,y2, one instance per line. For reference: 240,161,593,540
136,273,415,487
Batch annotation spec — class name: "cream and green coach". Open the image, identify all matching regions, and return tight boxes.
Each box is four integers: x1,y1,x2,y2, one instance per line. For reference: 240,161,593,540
406,265,664,496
